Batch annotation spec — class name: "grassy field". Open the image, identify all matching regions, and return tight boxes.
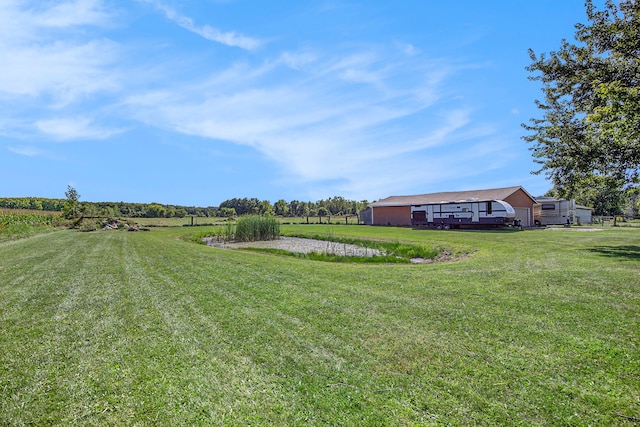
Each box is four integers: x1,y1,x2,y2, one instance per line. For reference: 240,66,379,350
0,224,638,425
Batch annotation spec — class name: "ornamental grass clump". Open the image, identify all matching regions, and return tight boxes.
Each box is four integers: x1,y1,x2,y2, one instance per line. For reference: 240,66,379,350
234,215,280,242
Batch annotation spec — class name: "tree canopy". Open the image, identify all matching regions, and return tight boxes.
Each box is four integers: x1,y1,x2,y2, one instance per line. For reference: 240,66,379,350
62,185,82,219
523,0,640,197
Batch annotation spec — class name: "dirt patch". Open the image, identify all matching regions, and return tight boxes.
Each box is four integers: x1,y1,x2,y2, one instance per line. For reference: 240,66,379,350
410,250,475,264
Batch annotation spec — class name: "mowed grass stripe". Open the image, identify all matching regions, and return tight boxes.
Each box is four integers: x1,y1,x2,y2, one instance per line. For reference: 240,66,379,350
145,232,441,424
0,232,287,425
121,232,403,423
112,232,458,424
115,232,297,424
1,232,129,424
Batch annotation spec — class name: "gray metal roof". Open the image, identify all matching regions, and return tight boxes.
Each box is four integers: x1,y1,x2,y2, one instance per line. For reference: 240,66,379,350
370,186,537,207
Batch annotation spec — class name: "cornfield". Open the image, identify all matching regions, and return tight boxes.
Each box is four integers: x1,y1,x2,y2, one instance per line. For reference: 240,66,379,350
0,209,62,230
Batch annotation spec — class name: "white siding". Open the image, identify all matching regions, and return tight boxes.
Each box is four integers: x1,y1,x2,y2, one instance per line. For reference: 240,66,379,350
514,208,530,227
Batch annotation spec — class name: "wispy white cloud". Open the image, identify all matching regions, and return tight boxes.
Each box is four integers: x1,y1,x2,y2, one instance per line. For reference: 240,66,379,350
279,51,318,71
122,42,509,199
141,0,262,50
0,0,128,150
31,0,112,29
0,0,111,40
35,117,124,141
398,42,419,56
8,146,46,157
0,0,121,105
0,39,120,103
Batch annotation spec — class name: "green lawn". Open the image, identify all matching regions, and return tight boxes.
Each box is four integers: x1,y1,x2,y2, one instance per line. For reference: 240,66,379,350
0,225,638,425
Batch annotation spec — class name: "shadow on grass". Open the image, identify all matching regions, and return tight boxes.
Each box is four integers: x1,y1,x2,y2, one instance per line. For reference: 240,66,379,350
587,245,640,260
410,227,522,233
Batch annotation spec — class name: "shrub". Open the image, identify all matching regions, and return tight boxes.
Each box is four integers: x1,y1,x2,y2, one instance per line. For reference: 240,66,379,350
78,219,100,232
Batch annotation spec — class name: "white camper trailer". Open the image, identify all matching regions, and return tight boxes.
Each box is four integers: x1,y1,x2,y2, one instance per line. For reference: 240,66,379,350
411,199,516,229
533,198,577,226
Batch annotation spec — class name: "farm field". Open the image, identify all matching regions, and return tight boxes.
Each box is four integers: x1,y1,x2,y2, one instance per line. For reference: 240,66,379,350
0,209,64,243
0,225,638,425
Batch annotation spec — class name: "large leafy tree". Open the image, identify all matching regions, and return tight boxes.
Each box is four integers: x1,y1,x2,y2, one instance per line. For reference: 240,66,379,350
569,174,628,215
523,0,640,199
274,199,289,216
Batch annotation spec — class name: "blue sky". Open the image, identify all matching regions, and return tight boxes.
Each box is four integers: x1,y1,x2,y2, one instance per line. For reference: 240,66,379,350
0,0,601,206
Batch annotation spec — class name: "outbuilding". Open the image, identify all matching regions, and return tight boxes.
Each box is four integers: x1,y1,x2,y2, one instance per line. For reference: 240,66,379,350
575,205,593,225
362,186,538,227
533,197,593,226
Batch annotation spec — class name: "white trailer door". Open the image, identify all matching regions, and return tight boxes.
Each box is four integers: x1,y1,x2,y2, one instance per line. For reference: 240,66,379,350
472,203,479,222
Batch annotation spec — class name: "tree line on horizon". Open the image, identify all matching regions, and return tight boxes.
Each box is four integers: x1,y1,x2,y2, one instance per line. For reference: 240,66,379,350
2,187,638,219
0,195,370,219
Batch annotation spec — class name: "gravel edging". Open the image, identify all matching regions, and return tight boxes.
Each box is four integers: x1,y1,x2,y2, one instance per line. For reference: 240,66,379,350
204,236,384,257
202,236,466,264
